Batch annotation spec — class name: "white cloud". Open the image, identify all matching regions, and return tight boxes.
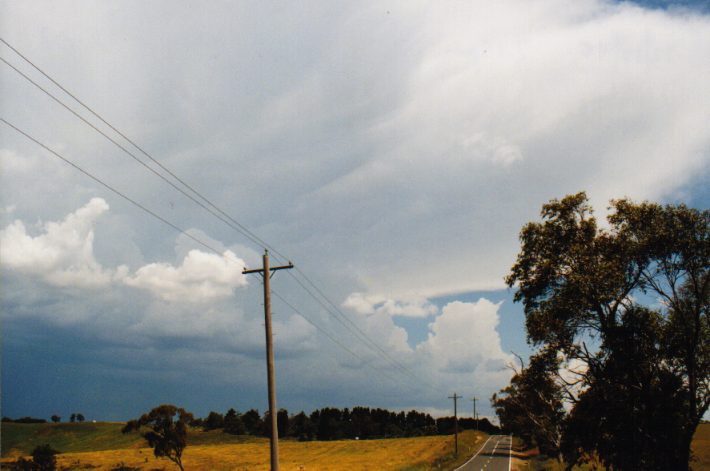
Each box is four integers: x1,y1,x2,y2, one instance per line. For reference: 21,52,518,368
343,292,438,318
1,0,709,417
0,197,121,287
417,299,512,378
123,249,247,303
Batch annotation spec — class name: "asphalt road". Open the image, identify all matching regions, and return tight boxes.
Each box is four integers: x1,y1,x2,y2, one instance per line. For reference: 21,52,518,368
454,434,512,471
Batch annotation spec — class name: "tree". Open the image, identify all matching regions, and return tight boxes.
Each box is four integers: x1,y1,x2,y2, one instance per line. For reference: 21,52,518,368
223,408,245,435
75,413,85,423
506,193,710,470
561,306,687,469
241,409,262,435
202,411,224,431
492,348,565,459
32,444,59,471
262,409,289,438
70,414,76,423
289,411,314,440
50,415,60,424
122,404,193,471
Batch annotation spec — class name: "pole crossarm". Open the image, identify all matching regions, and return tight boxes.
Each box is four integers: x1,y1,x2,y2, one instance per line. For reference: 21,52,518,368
243,262,294,275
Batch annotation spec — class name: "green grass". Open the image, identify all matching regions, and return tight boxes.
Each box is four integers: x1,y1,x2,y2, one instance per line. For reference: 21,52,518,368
1,422,142,456
1,422,268,457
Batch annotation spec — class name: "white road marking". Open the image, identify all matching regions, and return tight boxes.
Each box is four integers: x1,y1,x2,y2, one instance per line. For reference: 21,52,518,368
508,434,512,471
453,435,493,471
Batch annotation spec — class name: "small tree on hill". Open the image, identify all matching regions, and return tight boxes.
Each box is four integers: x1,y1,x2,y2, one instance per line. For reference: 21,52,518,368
50,415,60,424
122,404,193,471
76,413,85,423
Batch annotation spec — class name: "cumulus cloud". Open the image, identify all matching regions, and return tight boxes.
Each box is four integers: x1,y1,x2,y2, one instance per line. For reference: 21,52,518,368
417,299,512,378
123,249,247,303
1,199,249,303
340,295,513,397
0,197,123,287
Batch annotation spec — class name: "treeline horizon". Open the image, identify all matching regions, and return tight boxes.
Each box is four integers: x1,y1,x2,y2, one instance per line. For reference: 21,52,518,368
194,406,499,440
3,406,500,440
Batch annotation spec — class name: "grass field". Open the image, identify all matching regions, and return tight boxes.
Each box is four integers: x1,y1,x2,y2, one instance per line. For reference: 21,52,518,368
3,422,708,470
1,423,484,470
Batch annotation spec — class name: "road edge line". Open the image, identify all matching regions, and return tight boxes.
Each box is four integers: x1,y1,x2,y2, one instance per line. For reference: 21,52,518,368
508,434,512,471
453,434,494,471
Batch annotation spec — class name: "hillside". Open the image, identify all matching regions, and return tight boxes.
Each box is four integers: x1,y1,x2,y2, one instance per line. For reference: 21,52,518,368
1,423,483,470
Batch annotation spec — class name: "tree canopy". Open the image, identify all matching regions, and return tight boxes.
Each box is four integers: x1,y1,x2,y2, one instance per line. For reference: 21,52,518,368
501,192,709,470
122,404,194,471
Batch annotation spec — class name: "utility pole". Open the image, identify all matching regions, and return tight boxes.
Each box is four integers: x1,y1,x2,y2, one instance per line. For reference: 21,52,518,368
449,393,462,456
471,397,477,431
243,250,293,471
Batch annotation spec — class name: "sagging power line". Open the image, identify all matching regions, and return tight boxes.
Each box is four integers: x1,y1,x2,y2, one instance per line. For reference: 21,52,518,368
0,117,440,400
0,38,442,396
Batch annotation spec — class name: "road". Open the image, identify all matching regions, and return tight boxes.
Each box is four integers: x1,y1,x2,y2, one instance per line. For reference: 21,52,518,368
454,434,512,471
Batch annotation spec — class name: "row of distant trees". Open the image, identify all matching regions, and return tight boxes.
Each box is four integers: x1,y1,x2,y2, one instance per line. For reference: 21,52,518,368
122,404,500,471
191,406,498,440
2,413,86,424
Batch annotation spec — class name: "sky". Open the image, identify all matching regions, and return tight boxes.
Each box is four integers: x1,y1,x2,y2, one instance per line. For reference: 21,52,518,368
1,0,709,423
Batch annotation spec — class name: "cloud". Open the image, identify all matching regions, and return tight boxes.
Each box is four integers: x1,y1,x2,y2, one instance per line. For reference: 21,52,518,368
0,197,123,288
1,199,251,302
343,292,438,318
417,299,512,378
1,0,709,419
340,294,514,397
123,249,247,303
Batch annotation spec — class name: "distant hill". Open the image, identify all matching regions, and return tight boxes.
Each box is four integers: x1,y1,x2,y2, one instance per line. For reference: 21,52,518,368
1,421,263,458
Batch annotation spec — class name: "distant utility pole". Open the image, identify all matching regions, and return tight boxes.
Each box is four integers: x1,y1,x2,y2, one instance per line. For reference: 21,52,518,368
243,250,293,471
449,393,462,456
471,397,477,431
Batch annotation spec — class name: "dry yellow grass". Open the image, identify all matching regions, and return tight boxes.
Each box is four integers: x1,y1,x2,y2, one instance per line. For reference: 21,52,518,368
692,423,710,471
35,431,483,470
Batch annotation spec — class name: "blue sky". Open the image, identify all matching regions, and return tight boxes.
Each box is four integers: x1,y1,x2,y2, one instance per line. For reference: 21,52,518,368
1,0,709,422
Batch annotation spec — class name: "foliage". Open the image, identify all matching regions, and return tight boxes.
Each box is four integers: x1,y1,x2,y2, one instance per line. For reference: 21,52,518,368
202,411,224,431
492,348,565,458
10,444,60,470
122,404,193,471
241,409,263,435
2,417,47,424
49,416,60,424
503,192,710,470
223,408,245,435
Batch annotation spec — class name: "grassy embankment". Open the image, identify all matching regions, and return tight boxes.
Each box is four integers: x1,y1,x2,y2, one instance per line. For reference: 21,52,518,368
1,422,484,470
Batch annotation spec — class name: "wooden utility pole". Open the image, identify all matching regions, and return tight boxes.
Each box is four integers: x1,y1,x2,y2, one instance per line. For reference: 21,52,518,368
243,250,293,471
471,397,477,431
449,393,462,456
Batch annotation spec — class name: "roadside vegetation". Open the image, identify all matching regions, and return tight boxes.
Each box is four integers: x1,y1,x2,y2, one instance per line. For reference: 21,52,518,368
495,193,709,470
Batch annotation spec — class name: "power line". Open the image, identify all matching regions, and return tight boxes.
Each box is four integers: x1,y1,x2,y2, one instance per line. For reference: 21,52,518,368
0,54,268,253
0,36,282,261
1,117,426,397
1,38,443,395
